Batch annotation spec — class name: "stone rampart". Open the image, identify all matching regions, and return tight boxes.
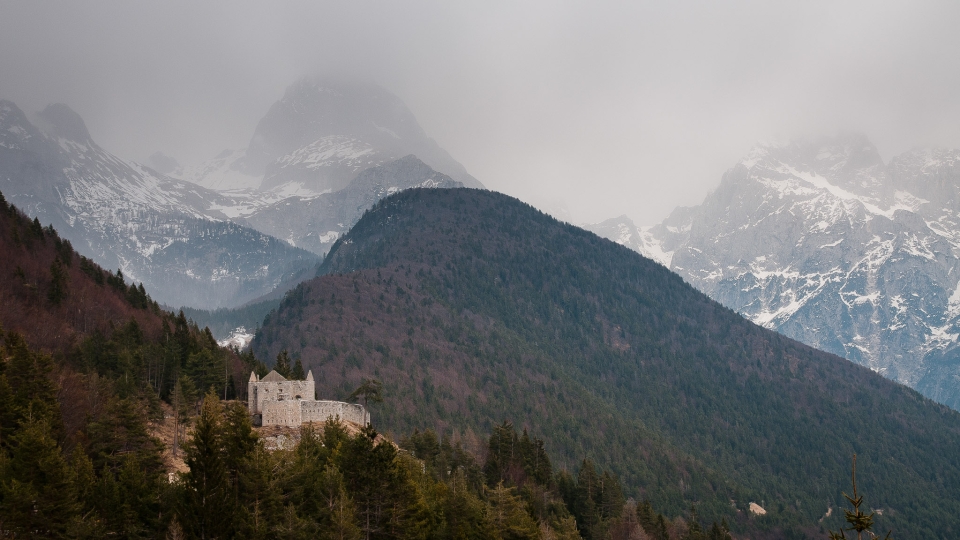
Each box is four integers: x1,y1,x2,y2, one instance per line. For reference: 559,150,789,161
261,400,303,427
301,400,369,426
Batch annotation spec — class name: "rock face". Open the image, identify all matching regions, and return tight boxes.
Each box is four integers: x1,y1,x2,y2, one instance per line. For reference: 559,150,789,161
0,100,317,309
588,134,960,409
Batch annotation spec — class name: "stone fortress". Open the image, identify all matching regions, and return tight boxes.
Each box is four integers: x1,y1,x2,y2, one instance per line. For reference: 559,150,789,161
248,370,370,427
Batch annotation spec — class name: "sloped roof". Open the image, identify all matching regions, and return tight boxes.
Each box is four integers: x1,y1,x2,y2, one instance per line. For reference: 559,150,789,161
261,370,287,382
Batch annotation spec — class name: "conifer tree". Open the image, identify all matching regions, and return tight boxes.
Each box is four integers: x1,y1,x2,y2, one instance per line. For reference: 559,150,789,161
172,374,197,457
348,378,384,409
292,357,306,380
275,349,292,378
484,421,519,486
443,469,492,540
236,443,283,538
178,391,233,539
828,454,892,540
485,481,540,540
48,256,68,305
0,418,81,537
5,332,60,431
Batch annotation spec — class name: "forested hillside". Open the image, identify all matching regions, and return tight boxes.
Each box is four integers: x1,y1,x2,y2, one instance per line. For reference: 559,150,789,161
0,190,247,535
4,190,712,540
252,188,960,538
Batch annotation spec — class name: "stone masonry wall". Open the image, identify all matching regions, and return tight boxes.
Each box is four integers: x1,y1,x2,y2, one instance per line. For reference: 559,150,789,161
261,400,303,427
250,380,314,414
301,401,369,426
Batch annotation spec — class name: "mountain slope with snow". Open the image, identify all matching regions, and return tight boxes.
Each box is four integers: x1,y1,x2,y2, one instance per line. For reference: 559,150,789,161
589,134,960,409
0,100,317,309
175,77,482,256
238,155,462,254
185,77,482,194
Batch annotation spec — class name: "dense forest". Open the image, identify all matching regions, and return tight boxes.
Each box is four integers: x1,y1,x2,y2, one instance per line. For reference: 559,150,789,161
0,189,726,539
1,186,955,538
252,188,960,538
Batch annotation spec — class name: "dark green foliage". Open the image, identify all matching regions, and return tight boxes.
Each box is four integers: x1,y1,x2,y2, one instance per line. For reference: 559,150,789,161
292,356,306,380
558,459,625,539
178,392,234,539
0,329,169,538
0,418,80,538
107,268,126,292
79,255,105,285
53,235,72,267
348,377,384,408
485,481,540,540
828,455,893,540
400,428,485,491
275,348,292,378
3,332,60,432
47,257,68,305
638,499,670,540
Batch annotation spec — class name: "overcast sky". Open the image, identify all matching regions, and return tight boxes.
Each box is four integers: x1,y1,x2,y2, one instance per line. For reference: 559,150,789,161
2,1,960,225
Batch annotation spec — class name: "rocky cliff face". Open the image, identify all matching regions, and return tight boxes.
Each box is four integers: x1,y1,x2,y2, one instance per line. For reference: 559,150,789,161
588,134,960,408
0,100,317,309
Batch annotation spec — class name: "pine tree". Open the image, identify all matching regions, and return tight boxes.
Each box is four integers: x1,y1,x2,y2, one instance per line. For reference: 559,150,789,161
275,349,292,378
348,378,383,409
0,418,81,537
598,470,624,521
48,256,69,305
236,444,284,539
828,454,892,540
683,506,704,540
178,391,234,539
292,357,306,380
485,481,540,540
172,374,197,458
484,421,519,486
5,332,60,431
443,469,492,540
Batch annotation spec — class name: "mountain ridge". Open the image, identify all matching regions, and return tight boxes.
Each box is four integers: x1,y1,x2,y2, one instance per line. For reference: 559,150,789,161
0,99,318,309
252,187,960,537
588,134,960,409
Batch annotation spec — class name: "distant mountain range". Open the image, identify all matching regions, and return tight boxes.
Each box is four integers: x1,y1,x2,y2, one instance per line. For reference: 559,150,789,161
0,78,480,309
0,100,317,309
587,134,960,409
252,187,960,538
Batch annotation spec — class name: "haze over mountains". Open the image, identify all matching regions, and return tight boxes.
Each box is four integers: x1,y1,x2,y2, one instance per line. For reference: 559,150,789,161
0,78,481,309
588,134,960,409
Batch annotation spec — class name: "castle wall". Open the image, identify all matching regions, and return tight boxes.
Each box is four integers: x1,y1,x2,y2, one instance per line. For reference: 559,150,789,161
301,401,369,426
261,400,303,427
250,380,314,414
249,371,370,427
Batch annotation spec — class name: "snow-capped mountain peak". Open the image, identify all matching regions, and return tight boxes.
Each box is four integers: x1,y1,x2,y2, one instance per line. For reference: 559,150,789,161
589,133,960,409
